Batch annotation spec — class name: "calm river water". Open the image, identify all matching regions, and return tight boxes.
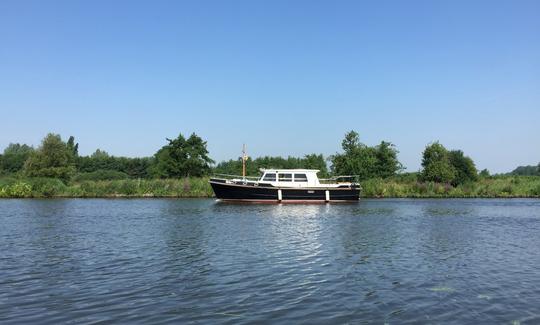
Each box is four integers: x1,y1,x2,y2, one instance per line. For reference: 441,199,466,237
1,199,539,324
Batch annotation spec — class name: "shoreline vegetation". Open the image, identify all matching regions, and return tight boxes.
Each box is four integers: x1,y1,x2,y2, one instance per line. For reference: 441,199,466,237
1,131,539,199
1,175,540,199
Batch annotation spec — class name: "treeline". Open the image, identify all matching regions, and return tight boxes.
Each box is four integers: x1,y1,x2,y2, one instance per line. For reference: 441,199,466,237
1,130,539,198
511,164,540,176
0,130,485,186
0,133,213,181
214,154,330,178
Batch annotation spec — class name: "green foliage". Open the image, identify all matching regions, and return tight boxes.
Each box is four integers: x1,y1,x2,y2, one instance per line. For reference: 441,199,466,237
375,141,403,178
29,178,67,197
511,163,540,176
24,133,76,181
0,181,32,198
73,170,129,181
448,150,478,185
151,133,214,178
0,143,34,173
420,142,456,183
479,169,490,178
359,175,540,198
331,131,402,180
77,150,152,178
66,136,79,157
214,154,330,178
420,142,479,186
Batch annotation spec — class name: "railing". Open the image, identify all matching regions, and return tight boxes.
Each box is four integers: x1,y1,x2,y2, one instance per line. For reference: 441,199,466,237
212,173,360,184
212,173,260,181
319,175,360,184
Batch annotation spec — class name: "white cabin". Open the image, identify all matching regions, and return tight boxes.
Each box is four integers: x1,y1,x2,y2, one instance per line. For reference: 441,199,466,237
258,169,320,188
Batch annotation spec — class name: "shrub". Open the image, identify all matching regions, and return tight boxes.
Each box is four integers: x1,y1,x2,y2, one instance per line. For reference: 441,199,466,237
6,182,32,198
29,178,67,197
73,170,129,182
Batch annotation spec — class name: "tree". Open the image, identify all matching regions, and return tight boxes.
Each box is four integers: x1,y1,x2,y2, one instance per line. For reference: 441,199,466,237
375,141,403,178
91,149,109,159
420,142,456,183
479,169,490,178
213,154,329,177
331,130,401,180
302,154,329,178
342,130,361,154
66,136,79,158
448,150,478,185
77,149,153,178
511,163,540,176
24,133,76,181
152,133,214,178
0,143,34,173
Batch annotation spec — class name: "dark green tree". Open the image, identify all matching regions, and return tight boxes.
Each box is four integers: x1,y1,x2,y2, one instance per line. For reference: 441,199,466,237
66,136,79,158
213,154,330,178
479,169,490,178
302,154,329,178
24,133,76,181
152,133,214,178
375,141,403,178
331,131,401,180
511,163,540,176
0,143,34,173
448,150,478,185
420,142,456,183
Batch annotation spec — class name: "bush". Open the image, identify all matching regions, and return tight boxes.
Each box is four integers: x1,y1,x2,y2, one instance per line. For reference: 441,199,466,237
4,182,32,198
529,184,540,196
29,178,67,197
73,170,129,182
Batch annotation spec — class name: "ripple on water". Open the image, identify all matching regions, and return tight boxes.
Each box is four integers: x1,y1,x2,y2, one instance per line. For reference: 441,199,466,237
1,198,540,324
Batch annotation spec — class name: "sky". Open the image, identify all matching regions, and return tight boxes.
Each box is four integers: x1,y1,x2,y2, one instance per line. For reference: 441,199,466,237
0,0,539,173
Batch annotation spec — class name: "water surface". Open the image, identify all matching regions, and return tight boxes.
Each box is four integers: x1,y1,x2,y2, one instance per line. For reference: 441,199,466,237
1,199,539,324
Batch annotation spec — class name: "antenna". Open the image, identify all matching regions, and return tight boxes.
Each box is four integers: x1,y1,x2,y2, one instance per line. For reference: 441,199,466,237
242,144,248,180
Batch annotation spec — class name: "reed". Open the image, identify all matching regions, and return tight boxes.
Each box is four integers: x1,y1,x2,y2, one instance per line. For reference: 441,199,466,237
0,175,539,198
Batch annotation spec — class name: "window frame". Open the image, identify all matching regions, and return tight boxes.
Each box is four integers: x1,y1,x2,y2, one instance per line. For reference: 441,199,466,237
278,173,293,182
262,172,277,182
293,173,308,182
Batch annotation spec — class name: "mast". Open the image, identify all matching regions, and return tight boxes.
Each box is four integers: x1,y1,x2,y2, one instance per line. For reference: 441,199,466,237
242,144,248,180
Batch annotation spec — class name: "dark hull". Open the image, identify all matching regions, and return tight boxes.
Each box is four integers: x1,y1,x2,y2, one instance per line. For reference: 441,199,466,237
210,180,360,203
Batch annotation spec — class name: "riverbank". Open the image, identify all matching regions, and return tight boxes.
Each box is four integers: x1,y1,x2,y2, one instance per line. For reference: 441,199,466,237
1,175,540,198
0,177,214,198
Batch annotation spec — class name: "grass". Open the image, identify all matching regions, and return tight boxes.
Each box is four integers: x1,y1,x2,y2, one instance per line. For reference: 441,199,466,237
0,177,214,198
361,175,540,198
0,174,539,198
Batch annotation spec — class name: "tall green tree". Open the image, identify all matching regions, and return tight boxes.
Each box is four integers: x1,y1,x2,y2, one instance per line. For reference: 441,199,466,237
66,136,79,158
375,141,403,178
302,154,329,178
152,133,214,178
24,133,76,181
420,142,456,183
331,131,401,180
479,169,490,178
0,143,34,173
448,150,478,185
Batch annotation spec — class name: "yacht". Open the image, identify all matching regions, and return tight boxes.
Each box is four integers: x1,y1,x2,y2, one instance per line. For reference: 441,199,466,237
209,169,361,203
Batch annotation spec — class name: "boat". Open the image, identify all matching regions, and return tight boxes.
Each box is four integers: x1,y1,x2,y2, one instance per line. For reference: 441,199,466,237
209,145,361,203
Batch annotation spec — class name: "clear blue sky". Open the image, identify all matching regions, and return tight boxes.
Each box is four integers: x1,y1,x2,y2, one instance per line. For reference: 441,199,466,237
1,0,539,173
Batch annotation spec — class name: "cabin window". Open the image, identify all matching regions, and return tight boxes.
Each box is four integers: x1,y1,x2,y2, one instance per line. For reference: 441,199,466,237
294,174,308,182
263,173,276,181
278,173,292,182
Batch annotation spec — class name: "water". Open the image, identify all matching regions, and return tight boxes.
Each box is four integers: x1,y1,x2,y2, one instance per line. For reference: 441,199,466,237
1,199,539,324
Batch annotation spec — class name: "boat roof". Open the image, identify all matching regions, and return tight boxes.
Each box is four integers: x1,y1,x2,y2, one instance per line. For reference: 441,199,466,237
260,169,320,173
